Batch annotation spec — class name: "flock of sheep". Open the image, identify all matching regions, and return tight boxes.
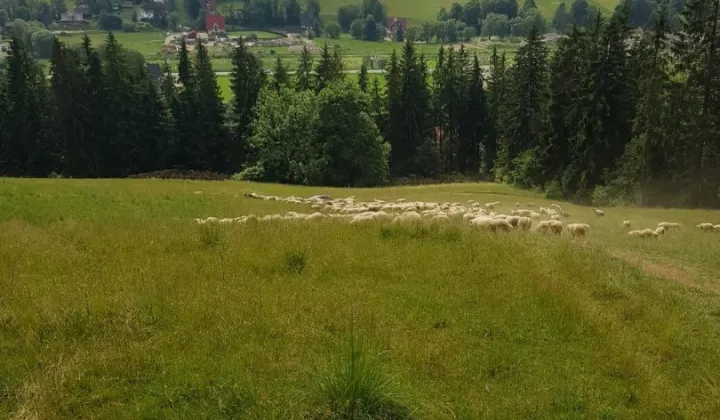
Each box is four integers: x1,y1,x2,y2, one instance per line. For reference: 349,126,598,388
192,191,720,237
191,192,720,239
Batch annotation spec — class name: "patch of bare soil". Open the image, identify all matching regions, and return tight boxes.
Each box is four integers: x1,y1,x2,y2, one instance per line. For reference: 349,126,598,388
611,250,720,295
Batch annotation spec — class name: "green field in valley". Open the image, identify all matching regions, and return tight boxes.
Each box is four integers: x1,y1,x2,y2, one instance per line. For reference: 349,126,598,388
318,0,620,21
1,178,720,418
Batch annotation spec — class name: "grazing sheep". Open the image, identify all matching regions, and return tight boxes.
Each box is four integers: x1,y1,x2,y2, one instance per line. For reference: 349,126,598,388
431,214,450,223
526,203,535,208
515,202,521,207
550,214,561,221
714,225,720,232
628,230,643,237
506,216,520,227
470,216,492,229
567,223,590,237
529,211,541,220
489,218,512,233
655,226,666,235
393,212,421,224
594,208,605,217
305,212,326,221
219,218,234,225
517,209,532,217
517,216,532,231
205,217,218,224
350,214,375,224
697,223,715,231
657,222,680,230
485,202,496,209
623,221,631,228
537,220,563,235
641,228,658,238
550,204,562,211
550,220,564,235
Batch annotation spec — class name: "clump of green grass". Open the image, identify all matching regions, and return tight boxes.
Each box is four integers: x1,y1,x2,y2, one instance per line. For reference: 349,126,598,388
284,248,308,274
313,324,412,419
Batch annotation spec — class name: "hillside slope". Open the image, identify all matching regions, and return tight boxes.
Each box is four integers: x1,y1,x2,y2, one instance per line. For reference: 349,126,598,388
320,0,620,22
1,179,720,418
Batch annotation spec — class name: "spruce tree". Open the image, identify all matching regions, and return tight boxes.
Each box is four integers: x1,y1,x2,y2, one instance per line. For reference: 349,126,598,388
296,45,313,90
566,8,635,197
496,24,549,186
172,38,199,170
49,38,87,177
483,47,506,177
80,34,104,177
615,4,671,204
271,55,289,91
315,42,343,92
672,0,720,206
195,40,230,172
358,61,369,92
540,26,588,186
0,36,52,176
101,32,135,176
230,40,264,168
385,41,432,176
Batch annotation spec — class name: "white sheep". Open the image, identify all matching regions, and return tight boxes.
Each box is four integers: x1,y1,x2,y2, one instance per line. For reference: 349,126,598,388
641,228,658,238
537,220,563,235
505,215,520,227
350,214,375,224
550,214,561,221
657,222,680,230
628,230,643,237
392,211,421,224
489,218,512,233
517,216,532,231
655,226,666,235
714,225,720,232
431,214,450,223
550,204,562,211
305,212,326,221
594,208,605,217
697,223,715,231
623,221,631,228
567,223,590,237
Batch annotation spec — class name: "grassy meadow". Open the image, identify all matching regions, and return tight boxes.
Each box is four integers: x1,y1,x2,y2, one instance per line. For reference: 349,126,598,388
317,0,620,21
1,178,720,418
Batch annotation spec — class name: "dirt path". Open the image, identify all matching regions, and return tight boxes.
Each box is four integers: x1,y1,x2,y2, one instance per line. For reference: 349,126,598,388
611,250,720,295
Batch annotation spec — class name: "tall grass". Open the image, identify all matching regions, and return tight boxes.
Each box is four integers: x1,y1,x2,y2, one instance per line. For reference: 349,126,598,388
0,178,719,418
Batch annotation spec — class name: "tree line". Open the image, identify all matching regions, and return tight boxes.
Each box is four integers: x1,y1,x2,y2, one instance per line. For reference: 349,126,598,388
1,0,720,207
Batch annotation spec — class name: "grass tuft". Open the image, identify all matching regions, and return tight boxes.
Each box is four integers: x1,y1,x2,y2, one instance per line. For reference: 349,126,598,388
313,323,412,419
284,248,308,274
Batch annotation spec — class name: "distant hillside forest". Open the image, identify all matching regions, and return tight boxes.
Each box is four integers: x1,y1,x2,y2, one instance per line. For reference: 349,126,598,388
1,0,719,208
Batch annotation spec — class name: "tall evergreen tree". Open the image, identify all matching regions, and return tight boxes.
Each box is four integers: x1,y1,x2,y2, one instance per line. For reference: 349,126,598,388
79,34,105,177
49,38,86,177
271,55,289,91
671,0,720,206
230,40,265,168
296,45,313,90
385,41,432,176
539,26,589,186
496,24,549,186
172,38,199,170
565,8,635,197
315,43,344,92
483,47,506,177
358,61,369,92
0,36,53,176
195,40,230,172
614,4,672,204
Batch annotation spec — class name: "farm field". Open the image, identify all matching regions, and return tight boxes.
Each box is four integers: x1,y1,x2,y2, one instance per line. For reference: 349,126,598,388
1,178,720,418
317,0,620,21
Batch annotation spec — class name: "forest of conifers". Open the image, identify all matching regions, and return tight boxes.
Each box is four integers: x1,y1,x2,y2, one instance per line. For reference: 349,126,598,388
0,0,719,208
